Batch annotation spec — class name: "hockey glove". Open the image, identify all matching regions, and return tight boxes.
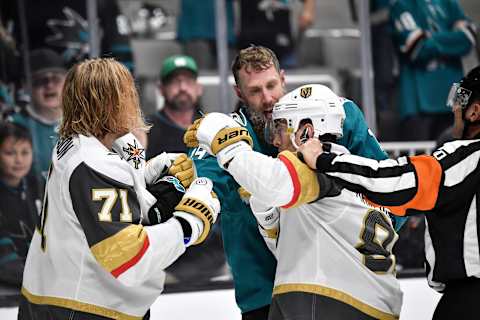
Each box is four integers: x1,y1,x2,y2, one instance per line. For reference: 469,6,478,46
145,153,195,188
147,176,186,225
184,112,253,168
168,154,195,188
173,177,220,246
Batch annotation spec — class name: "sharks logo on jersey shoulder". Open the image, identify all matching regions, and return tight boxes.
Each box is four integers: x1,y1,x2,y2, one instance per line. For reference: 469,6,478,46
230,110,248,127
159,176,186,193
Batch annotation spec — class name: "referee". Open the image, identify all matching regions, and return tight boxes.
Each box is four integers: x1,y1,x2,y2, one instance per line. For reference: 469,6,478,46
298,65,480,320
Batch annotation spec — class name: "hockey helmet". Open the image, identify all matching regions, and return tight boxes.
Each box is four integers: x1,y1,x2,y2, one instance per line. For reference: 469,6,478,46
265,84,345,144
447,66,480,110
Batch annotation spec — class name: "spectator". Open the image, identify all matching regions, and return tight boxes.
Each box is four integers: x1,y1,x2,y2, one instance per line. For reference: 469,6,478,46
370,0,400,141
147,55,203,156
177,0,236,70
10,48,65,181
0,123,40,305
147,54,227,286
237,0,315,68
390,0,477,141
0,6,21,120
4,0,133,71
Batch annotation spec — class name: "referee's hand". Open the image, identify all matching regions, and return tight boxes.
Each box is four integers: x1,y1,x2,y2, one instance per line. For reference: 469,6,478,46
297,138,323,170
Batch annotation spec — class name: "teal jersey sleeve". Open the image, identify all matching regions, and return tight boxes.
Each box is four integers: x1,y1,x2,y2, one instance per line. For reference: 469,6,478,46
390,0,473,64
337,100,388,160
187,111,277,313
337,100,407,230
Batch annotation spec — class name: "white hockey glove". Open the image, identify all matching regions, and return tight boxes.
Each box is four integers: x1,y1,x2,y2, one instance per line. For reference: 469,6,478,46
174,177,220,246
145,153,195,188
250,196,279,240
184,112,253,168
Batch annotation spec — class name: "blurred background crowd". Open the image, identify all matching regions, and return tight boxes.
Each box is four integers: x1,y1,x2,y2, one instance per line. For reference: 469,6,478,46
0,0,478,306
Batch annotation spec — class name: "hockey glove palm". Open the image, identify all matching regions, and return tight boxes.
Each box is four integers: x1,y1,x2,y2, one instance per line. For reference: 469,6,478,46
145,153,195,188
184,112,253,168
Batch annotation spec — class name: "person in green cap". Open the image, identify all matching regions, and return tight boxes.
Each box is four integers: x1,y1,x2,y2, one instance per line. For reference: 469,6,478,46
146,55,203,157
146,55,227,287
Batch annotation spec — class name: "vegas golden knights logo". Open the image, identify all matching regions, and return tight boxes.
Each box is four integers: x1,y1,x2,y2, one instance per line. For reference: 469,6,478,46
300,86,312,98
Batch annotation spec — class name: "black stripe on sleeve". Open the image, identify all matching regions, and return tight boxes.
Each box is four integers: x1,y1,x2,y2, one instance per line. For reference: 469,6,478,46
317,153,415,179
405,32,427,60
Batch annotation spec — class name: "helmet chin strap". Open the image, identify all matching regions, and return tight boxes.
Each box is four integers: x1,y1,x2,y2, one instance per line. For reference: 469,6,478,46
290,133,300,150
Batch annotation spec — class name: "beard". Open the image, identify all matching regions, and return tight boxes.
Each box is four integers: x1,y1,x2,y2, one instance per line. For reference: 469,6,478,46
165,92,196,112
244,107,268,144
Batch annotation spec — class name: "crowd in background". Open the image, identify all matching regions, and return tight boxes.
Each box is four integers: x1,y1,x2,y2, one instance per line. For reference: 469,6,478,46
0,0,478,308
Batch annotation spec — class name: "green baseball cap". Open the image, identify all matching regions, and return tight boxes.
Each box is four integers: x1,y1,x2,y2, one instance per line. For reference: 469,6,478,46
160,55,198,82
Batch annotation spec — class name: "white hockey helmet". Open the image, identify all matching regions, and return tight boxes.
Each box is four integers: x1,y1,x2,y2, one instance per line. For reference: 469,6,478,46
265,84,345,144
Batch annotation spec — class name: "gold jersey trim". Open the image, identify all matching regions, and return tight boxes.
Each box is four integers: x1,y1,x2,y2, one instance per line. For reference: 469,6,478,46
278,151,319,208
262,226,279,239
90,224,147,273
21,287,142,320
273,283,399,320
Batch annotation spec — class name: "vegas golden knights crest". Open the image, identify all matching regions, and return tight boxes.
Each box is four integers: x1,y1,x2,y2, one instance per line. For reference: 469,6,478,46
300,86,312,98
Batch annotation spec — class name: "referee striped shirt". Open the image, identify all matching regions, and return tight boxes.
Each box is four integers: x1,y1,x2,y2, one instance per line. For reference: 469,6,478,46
315,139,480,292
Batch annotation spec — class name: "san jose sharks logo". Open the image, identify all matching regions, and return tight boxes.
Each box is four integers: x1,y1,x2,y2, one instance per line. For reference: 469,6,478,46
122,140,145,169
160,176,186,193
45,7,98,64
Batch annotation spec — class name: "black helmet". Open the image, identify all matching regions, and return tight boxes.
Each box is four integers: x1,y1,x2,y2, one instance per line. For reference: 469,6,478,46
456,66,480,109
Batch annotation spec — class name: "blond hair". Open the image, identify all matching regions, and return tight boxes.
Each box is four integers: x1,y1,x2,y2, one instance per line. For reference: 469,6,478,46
59,58,149,139
231,45,281,86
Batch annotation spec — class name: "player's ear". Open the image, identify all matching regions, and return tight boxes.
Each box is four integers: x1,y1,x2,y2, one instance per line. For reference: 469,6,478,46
305,124,314,138
469,102,480,121
296,123,314,144
234,85,244,102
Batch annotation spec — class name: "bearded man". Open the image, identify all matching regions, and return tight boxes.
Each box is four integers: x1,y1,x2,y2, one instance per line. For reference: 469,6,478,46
147,55,203,156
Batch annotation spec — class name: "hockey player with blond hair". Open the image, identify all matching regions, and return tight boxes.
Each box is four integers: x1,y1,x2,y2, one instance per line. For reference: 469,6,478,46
18,58,220,319
185,84,403,320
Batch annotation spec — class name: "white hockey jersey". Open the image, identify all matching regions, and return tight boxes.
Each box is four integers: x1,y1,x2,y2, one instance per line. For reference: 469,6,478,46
227,149,403,320
22,135,186,319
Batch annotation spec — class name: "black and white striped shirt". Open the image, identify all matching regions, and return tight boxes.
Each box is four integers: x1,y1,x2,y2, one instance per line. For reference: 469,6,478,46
315,139,480,292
